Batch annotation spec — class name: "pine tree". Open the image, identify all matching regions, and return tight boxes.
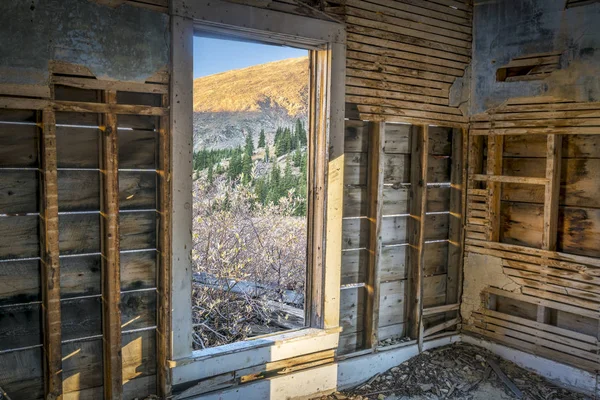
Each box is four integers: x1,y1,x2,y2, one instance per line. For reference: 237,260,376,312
228,150,242,181
268,161,282,204
282,158,294,194
241,153,252,185
293,149,302,167
258,129,266,148
207,164,214,185
245,132,254,157
264,146,270,162
296,118,307,147
254,178,268,205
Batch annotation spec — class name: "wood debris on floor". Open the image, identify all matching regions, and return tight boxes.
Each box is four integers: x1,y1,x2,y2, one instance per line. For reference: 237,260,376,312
318,343,588,400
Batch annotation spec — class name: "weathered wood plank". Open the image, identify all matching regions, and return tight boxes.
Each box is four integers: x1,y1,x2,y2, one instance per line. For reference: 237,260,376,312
121,251,157,291
380,245,408,281
60,255,102,298
121,291,157,331
365,121,384,348
120,211,157,251
0,122,38,167
119,171,157,210
39,108,63,400
58,170,100,211
408,125,427,342
0,170,38,214
341,249,367,285
58,213,101,255
118,129,157,169
487,136,503,241
378,280,406,328
0,215,39,259
56,126,100,168
339,286,365,334
61,297,102,341
0,259,40,305
500,202,600,258
0,348,44,400
0,303,42,351
101,92,123,399
344,152,368,185
342,217,369,250
62,338,103,396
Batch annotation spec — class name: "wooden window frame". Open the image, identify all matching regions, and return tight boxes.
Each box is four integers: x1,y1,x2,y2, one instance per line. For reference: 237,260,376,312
168,0,346,388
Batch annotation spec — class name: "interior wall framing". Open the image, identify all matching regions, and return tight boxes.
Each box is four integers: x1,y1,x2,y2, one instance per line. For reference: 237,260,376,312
2,0,600,399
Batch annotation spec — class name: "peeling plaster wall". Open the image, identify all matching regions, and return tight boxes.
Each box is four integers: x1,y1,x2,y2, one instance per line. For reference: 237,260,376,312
460,253,520,326
0,0,169,85
471,0,600,114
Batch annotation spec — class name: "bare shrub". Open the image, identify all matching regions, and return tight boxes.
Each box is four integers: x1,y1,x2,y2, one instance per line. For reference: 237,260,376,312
192,177,306,348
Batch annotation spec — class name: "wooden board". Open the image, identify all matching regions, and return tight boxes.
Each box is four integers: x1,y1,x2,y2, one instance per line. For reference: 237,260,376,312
58,213,101,255
58,170,100,211
382,186,409,215
120,211,157,251
502,158,600,208
344,152,368,185
381,216,408,244
0,303,42,351
0,347,44,400
341,249,367,285
121,291,157,331
0,259,40,305
122,329,157,384
0,170,38,214
118,130,157,169
504,134,600,158
121,251,157,291
343,186,367,217
339,286,365,334
119,171,157,210
423,274,447,308
0,123,39,167
0,215,39,259
56,126,100,168
62,338,104,396
378,280,406,327
60,255,102,298
500,202,600,258
61,297,102,341
380,245,407,282
423,241,448,276
342,217,369,250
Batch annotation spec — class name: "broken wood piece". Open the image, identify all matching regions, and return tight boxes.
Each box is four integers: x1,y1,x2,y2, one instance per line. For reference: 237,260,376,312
487,359,523,399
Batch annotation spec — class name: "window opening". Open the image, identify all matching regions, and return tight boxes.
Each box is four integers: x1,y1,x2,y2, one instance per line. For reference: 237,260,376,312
191,36,310,349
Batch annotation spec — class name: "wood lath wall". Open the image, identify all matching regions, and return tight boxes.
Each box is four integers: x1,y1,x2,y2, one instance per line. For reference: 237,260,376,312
0,63,171,400
463,97,600,373
327,0,471,128
339,120,465,355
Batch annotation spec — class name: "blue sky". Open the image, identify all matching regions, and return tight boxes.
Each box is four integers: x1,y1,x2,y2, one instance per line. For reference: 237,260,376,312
193,36,307,79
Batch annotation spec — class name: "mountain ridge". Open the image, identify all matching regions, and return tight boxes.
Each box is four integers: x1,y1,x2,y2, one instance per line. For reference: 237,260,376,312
193,56,309,150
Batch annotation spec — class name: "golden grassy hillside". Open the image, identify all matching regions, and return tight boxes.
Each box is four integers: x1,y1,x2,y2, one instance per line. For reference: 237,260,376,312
193,56,309,116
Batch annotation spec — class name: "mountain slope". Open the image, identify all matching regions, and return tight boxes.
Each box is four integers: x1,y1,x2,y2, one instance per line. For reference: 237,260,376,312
193,56,309,150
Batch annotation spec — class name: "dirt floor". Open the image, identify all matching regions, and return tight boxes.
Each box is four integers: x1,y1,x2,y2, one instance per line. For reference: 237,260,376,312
317,343,590,400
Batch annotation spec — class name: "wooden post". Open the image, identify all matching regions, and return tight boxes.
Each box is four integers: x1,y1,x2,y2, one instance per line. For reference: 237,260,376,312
101,90,123,399
40,108,62,399
486,135,503,242
364,121,385,349
157,93,172,397
538,134,562,324
408,125,428,349
542,135,562,251
446,128,465,317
